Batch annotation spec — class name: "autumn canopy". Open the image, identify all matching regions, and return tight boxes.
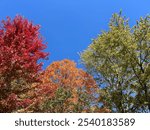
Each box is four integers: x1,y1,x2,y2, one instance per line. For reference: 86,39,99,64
0,13,149,113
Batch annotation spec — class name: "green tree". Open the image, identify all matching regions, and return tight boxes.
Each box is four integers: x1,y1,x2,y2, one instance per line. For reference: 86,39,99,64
81,12,150,113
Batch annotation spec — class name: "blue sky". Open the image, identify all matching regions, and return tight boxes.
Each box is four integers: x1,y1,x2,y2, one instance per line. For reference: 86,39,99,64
0,0,150,69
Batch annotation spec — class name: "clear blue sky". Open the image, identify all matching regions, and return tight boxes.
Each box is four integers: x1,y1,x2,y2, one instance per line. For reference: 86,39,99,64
0,0,150,68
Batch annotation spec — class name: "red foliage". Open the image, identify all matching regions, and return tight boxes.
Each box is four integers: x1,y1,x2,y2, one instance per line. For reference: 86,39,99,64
0,16,48,82
0,16,48,112
17,99,33,108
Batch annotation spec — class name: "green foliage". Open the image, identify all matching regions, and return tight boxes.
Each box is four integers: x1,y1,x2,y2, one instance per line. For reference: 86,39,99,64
38,87,92,113
41,87,72,113
81,12,150,113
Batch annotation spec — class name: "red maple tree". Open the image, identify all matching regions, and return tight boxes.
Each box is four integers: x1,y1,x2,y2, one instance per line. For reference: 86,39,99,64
0,16,48,112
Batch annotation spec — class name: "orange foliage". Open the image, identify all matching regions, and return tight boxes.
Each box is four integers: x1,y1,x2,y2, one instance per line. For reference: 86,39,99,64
41,59,97,103
43,60,96,88
20,59,110,113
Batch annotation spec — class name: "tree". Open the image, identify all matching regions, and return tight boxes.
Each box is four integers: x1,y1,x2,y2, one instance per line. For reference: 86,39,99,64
27,59,108,113
81,12,150,113
0,16,48,112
